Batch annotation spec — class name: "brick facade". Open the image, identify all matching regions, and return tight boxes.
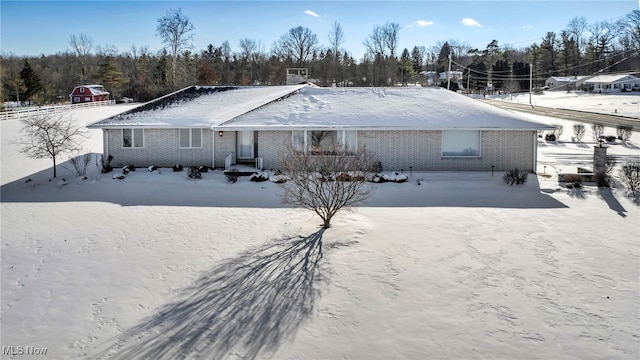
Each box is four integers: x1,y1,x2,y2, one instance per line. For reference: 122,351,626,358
104,128,213,168
105,129,536,172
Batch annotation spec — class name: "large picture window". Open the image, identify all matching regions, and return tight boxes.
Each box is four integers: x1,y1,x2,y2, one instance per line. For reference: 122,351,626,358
442,130,480,157
122,129,144,148
292,130,357,154
179,128,202,148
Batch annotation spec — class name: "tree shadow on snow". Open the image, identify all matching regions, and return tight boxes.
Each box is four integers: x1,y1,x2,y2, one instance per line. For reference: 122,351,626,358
93,229,326,360
2,159,568,209
598,188,628,217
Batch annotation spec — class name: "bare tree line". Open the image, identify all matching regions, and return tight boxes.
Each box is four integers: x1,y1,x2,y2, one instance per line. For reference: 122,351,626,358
2,10,638,105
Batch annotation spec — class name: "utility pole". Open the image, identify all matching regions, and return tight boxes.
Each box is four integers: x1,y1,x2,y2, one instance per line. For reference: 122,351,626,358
447,50,452,90
529,63,533,107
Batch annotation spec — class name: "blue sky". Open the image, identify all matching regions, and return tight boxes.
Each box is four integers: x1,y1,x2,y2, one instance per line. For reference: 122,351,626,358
1,1,637,58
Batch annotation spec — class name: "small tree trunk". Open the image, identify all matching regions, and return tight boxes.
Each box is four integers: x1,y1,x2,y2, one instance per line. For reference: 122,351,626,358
52,156,57,178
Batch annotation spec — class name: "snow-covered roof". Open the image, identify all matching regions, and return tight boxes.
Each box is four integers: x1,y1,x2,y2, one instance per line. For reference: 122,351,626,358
89,85,551,131
88,85,306,128
72,84,109,96
546,76,587,82
584,74,639,84
217,86,552,131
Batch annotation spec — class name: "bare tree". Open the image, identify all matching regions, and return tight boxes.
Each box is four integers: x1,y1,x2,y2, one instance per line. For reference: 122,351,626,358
566,16,589,57
68,33,93,83
573,124,586,142
19,112,86,178
616,126,633,143
239,38,264,84
274,26,318,67
156,8,195,85
8,75,26,105
279,144,377,228
619,10,640,50
591,123,604,141
328,21,345,56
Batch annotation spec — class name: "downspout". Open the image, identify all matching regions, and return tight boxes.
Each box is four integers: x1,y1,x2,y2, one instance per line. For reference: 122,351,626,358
532,130,537,173
104,129,109,165
211,128,216,169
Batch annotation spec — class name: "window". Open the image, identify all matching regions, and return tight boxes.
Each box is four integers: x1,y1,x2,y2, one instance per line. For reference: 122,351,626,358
292,130,357,154
308,131,338,154
80,87,85,93
123,129,144,148
442,130,480,157
292,130,305,152
179,128,202,148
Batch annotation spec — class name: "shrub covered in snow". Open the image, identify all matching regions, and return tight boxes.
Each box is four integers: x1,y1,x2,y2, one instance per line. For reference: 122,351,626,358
148,165,159,172
187,166,202,179
225,169,239,183
563,174,583,189
270,170,289,183
250,172,269,182
618,162,640,192
172,164,184,172
369,172,409,183
503,168,528,186
101,155,114,173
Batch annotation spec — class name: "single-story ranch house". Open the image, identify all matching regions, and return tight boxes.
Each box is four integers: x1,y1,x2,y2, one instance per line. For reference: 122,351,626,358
583,74,640,93
544,76,588,91
88,85,553,172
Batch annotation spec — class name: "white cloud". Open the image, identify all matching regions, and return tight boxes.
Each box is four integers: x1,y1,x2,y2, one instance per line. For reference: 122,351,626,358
415,20,434,27
522,25,533,29
304,10,319,17
461,18,481,27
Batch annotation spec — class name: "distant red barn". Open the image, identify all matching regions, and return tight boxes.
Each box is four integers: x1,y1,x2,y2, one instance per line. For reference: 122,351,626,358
69,85,110,104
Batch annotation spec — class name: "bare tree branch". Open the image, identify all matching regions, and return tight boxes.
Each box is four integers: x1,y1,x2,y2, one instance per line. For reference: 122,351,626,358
19,112,87,178
279,144,377,228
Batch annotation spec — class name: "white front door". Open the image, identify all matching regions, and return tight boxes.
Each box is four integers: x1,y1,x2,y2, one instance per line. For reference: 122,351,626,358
237,131,254,159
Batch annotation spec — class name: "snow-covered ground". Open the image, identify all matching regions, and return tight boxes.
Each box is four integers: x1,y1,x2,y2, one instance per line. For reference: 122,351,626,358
488,91,640,119
1,96,639,360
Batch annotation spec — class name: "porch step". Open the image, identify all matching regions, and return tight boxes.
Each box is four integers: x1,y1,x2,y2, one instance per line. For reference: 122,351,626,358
223,170,259,177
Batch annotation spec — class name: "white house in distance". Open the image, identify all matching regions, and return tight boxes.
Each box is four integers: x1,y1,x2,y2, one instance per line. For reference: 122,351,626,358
544,76,588,91
583,74,640,93
88,85,553,173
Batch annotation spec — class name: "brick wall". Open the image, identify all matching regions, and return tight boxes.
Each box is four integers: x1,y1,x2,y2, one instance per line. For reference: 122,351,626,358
105,128,213,168
105,128,536,171
358,130,535,171
213,130,237,168
257,131,290,170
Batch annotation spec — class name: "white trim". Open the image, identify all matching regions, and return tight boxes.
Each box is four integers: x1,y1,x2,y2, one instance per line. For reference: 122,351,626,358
211,129,216,169
532,130,538,173
104,130,109,161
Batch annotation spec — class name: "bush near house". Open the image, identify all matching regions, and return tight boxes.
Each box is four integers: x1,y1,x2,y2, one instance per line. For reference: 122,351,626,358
503,168,528,186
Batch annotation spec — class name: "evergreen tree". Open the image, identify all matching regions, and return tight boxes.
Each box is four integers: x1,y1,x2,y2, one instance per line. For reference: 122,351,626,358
96,57,128,98
19,60,43,103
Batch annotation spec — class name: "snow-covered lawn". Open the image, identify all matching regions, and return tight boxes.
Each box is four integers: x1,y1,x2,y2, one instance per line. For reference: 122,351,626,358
489,91,640,119
1,101,639,360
